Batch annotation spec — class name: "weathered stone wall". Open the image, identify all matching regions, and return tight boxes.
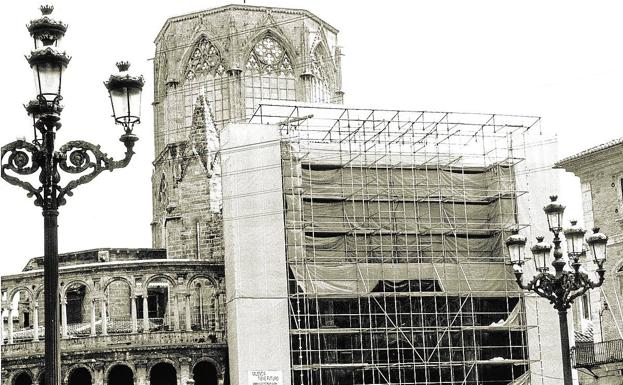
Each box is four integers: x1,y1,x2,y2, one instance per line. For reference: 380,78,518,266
151,5,342,261
1,337,227,385
559,144,623,384
561,144,623,344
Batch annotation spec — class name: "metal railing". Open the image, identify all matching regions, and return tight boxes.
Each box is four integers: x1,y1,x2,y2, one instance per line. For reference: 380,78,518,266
573,339,623,368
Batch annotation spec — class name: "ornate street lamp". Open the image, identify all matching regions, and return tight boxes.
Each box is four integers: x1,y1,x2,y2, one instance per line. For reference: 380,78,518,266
505,195,607,385
1,6,143,385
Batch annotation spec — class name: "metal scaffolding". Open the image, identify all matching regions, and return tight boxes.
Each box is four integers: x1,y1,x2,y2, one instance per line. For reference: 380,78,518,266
251,103,541,385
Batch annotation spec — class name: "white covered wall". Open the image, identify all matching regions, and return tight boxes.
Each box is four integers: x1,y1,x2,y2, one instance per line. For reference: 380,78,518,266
221,123,291,385
515,133,577,385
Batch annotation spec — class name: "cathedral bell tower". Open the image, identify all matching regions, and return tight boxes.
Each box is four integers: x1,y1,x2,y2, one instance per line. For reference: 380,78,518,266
152,4,342,260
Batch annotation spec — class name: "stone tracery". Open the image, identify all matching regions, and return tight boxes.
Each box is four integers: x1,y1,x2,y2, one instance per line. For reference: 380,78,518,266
245,35,294,75
185,36,225,80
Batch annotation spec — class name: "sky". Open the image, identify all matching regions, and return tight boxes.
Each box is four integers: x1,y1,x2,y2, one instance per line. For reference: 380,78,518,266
1,0,622,276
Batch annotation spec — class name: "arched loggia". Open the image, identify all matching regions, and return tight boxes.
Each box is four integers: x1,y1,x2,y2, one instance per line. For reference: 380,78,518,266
150,362,177,385
108,365,133,385
67,367,92,385
193,361,218,385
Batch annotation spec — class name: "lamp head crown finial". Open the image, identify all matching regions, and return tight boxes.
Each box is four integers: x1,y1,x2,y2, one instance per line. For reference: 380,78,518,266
570,220,577,226
549,195,558,202
40,5,54,16
116,61,130,72
593,227,600,233
536,236,545,242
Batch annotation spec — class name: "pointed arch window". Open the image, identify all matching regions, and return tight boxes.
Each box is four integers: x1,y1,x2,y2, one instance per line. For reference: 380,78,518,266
185,36,226,80
310,45,335,103
244,35,296,118
180,36,229,134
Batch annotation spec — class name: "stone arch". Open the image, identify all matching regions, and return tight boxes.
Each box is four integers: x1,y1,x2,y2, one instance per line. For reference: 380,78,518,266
187,276,219,330
102,277,135,296
192,360,218,385
242,30,298,118
106,363,134,385
145,274,178,288
147,358,178,373
8,287,35,332
60,280,92,298
181,33,228,83
61,280,93,329
144,275,177,327
103,278,134,329
187,274,218,291
149,361,177,385
11,370,33,385
35,371,45,385
243,29,298,74
65,365,93,385
8,286,34,303
34,287,45,303
309,41,337,103
311,40,337,76
193,357,222,375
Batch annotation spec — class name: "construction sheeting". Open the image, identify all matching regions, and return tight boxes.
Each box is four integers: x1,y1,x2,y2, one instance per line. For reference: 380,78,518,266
289,262,519,295
294,233,503,262
298,165,515,201
300,199,515,233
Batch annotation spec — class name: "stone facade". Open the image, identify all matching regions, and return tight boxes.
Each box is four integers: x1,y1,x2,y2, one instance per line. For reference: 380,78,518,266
557,139,623,384
1,249,227,385
151,4,342,260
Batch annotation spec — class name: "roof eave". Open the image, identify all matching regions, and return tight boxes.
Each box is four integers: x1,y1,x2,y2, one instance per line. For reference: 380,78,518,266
155,4,339,43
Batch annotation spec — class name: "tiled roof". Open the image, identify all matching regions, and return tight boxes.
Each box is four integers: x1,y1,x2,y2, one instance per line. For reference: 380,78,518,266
556,137,623,168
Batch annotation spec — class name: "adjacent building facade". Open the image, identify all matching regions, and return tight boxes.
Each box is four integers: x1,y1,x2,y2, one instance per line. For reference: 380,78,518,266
557,139,623,385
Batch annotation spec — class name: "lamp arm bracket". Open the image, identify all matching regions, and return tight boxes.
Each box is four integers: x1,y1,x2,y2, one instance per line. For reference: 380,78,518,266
56,137,135,206
526,273,558,305
566,271,604,305
1,140,44,205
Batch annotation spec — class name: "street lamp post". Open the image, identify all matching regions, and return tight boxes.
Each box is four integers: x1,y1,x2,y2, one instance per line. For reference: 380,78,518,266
0,6,144,385
505,195,608,385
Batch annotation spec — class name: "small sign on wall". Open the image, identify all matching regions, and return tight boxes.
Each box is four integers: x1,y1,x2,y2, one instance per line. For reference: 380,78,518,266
248,370,283,385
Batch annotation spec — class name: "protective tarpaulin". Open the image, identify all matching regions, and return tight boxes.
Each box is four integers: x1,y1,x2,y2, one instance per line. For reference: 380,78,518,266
300,165,515,201
294,233,504,262
489,301,522,327
289,262,520,295
300,199,515,233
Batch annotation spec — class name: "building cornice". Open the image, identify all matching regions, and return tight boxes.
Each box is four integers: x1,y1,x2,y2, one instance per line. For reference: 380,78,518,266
555,137,623,174
1,258,223,281
155,4,339,43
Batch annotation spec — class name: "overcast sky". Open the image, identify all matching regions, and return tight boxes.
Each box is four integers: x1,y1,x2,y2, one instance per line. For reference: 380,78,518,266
1,0,621,276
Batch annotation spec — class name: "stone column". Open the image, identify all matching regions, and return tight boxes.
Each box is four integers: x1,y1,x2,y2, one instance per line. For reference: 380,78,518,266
172,293,180,331
142,294,149,332
214,294,221,332
100,298,108,335
0,306,4,346
227,68,244,120
93,363,105,385
131,295,138,333
7,306,13,344
179,357,192,385
185,294,192,331
135,361,148,385
33,301,39,341
61,297,68,338
90,299,97,336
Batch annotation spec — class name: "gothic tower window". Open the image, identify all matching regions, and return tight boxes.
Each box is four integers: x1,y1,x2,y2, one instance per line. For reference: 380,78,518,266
244,35,296,117
183,36,229,130
311,45,335,103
